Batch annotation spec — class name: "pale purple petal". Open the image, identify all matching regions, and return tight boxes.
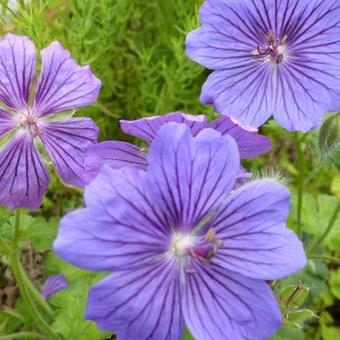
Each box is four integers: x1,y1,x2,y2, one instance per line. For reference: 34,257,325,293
208,116,271,158
186,0,257,70
84,141,147,183
0,34,36,110
271,62,336,131
200,65,274,128
187,0,340,131
120,112,207,143
208,180,307,280
0,109,16,138
182,262,282,340
147,123,240,231
0,131,49,210
39,118,98,187
86,259,183,338
42,274,68,299
54,166,169,272
34,41,101,116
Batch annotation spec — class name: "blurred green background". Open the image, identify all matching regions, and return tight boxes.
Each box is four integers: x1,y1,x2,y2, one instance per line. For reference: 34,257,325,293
0,0,339,339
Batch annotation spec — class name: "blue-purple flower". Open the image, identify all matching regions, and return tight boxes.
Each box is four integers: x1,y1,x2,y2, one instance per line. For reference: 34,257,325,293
55,123,306,339
85,112,271,181
0,34,100,210
42,274,68,299
186,0,340,132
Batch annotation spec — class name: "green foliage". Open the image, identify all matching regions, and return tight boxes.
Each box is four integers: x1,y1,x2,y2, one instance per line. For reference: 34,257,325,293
0,0,207,142
51,276,110,340
319,112,340,168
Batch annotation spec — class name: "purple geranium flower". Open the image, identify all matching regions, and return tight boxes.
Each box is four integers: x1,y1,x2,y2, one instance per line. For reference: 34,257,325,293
42,274,68,299
186,0,340,132
85,112,271,181
0,34,100,209
54,123,306,339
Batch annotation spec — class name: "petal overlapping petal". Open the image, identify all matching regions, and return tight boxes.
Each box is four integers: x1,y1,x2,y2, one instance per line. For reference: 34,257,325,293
147,123,240,230
0,34,36,110
0,131,49,210
39,118,98,187
54,166,169,271
84,141,147,183
182,263,281,340
86,259,183,339
207,180,306,280
200,64,274,128
120,112,207,143
208,116,271,158
34,41,101,116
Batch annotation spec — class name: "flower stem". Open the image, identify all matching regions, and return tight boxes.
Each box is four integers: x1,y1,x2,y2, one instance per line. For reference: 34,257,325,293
308,199,340,255
295,133,305,238
10,209,54,318
9,210,60,340
0,332,48,339
308,254,340,265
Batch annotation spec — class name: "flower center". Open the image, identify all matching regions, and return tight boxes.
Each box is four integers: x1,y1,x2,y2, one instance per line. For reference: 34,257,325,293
252,31,287,64
171,233,195,257
19,112,40,138
170,228,223,274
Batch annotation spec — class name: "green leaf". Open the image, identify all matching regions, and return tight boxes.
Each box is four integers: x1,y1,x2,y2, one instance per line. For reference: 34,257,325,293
271,325,305,339
320,312,340,339
51,275,110,340
319,112,340,168
288,309,316,323
28,217,58,252
290,192,340,250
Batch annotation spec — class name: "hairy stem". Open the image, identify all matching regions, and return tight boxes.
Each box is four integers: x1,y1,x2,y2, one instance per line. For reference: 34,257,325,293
295,133,305,238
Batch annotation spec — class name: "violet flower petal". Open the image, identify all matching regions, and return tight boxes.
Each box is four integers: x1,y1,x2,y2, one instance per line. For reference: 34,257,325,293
120,112,207,143
84,141,147,183
208,116,271,158
0,109,17,138
209,180,307,280
0,131,49,210
34,41,101,116
0,34,36,110
39,118,98,187
182,263,281,339
147,123,240,229
42,274,68,299
86,259,183,337
54,166,169,272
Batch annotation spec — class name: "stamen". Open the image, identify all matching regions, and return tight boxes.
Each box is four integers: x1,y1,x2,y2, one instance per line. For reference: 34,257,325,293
205,228,216,242
252,31,287,64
